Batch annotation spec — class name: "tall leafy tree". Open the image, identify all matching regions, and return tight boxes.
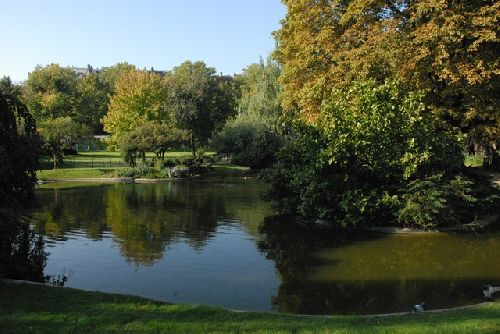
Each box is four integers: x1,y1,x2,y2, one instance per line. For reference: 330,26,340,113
102,69,169,148
0,77,40,206
274,0,406,122
275,0,499,154
120,121,188,166
75,73,108,134
99,62,136,94
214,57,285,168
1,77,47,283
269,1,500,227
264,80,497,228
38,117,91,169
400,0,500,155
166,61,236,157
237,57,283,131
24,64,79,121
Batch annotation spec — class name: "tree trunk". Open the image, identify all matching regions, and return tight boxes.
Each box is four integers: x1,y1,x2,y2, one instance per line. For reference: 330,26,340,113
190,133,196,159
52,151,63,169
488,150,500,172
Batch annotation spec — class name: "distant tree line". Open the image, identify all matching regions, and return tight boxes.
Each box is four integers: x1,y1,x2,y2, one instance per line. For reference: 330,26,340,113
1,57,286,170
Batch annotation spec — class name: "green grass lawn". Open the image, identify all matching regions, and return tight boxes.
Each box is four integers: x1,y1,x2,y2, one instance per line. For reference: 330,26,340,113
39,150,202,169
37,150,222,180
0,283,499,334
37,167,123,180
37,164,252,180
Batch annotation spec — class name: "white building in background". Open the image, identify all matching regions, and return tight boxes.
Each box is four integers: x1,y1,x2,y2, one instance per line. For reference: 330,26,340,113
70,65,167,78
71,65,95,77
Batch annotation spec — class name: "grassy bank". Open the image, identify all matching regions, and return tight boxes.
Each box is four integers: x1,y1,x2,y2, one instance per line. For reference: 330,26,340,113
39,151,203,169
0,283,499,333
37,167,122,179
37,165,250,180
36,150,248,180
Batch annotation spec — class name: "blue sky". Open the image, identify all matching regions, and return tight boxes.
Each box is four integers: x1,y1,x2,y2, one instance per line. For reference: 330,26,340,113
0,0,286,81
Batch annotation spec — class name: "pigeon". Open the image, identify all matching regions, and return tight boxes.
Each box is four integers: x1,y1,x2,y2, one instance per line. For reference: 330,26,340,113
413,302,426,312
483,284,500,301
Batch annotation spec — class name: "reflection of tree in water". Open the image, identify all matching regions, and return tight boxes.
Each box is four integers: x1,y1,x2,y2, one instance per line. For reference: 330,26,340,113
259,217,496,314
31,186,108,240
0,211,47,282
31,182,230,266
258,216,359,314
104,182,225,265
32,183,227,265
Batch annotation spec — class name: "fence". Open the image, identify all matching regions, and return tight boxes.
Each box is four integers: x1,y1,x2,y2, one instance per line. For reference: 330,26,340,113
38,156,130,170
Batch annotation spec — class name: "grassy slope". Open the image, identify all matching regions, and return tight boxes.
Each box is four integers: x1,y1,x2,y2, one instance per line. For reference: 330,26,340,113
0,284,499,334
39,151,206,168
37,167,121,179
37,165,250,180
37,151,224,180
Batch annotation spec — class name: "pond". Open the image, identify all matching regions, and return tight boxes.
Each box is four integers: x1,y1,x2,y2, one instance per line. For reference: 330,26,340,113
28,176,500,315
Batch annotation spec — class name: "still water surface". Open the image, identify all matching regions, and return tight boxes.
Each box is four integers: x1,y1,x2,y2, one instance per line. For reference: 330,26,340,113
30,176,500,314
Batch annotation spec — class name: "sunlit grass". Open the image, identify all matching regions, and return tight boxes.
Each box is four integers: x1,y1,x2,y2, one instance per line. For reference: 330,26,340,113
464,155,485,168
36,151,250,180
1,283,499,333
37,167,122,180
38,150,214,169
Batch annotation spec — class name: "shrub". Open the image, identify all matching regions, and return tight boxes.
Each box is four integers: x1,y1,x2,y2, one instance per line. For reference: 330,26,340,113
264,80,498,228
213,114,284,169
116,165,155,178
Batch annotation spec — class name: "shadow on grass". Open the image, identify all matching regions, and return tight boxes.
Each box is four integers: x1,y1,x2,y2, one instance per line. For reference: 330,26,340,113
1,283,499,333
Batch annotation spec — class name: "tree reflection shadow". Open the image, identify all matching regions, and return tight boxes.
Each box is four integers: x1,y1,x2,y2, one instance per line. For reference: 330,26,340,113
258,216,499,314
32,182,229,265
105,182,224,264
0,210,47,282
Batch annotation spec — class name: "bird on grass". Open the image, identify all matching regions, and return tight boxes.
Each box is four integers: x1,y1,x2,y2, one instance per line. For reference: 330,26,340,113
413,302,426,312
483,284,500,301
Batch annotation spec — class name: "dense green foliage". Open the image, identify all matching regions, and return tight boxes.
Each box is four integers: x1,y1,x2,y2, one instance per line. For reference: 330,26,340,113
265,81,498,228
236,57,283,131
214,114,283,169
275,0,499,161
24,64,79,121
19,61,240,164
0,78,47,282
166,61,237,157
38,117,91,169
74,73,109,133
103,70,170,148
120,121,189,167
0,77,39,206
266,0,499,227
213,58,284,168
98,62,136,94
2,283,500,333
0,214,46,282
403,1,500,153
